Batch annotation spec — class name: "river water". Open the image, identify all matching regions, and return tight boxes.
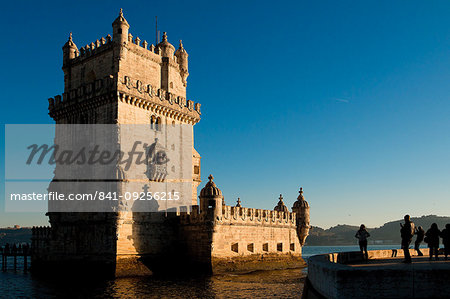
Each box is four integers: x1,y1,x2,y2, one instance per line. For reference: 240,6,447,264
0,245,407,298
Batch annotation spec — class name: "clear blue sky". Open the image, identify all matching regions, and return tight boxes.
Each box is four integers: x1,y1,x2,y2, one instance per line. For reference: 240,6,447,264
1,0,449,228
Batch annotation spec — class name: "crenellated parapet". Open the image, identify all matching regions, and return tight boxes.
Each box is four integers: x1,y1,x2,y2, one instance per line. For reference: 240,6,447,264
221,206,296,225
126,34,162,58
180,205,206,224
179,204,296,227
48,75,116,120
31,226,52,255
76,35,113,60
118,75,200,117
31,226,52,239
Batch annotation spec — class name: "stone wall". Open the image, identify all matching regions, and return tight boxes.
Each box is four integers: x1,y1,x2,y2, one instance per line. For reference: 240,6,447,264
304,248,450,299
179,204,305,273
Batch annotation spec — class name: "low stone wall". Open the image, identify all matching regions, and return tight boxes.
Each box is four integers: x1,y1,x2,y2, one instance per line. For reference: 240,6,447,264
212,253,305,274
305,248,450,299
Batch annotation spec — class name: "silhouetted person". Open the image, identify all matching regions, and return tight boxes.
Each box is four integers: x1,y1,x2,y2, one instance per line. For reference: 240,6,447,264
425,223,440,261
400,215,415,263
440,224,450,260
414,226,425,256
23,244,30,255
355,224,370,260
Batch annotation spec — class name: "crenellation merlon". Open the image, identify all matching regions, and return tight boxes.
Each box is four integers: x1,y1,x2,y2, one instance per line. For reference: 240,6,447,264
72,35,113,61
125,40,162,58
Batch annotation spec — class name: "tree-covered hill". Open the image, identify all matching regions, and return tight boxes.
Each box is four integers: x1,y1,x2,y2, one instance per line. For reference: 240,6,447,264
306,215,450,246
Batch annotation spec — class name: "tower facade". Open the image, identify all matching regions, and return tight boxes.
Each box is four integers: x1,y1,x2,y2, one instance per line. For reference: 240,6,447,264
53,9,201,196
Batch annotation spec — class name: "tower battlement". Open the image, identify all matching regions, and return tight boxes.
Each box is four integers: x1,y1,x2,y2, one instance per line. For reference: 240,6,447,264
62,9,189,99
66,34,180,67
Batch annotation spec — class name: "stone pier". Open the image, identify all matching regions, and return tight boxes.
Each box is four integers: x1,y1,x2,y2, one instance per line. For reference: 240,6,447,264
303,248,450,299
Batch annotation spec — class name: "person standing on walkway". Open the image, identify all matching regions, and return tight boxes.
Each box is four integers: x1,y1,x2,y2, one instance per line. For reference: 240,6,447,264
355,224,370,260
414,226,425,256
440,223,450,260
400,215,415,263
425,223,440,261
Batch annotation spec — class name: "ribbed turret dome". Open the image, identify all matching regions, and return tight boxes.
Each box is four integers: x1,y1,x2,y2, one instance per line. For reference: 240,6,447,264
274,194,289,212
292,187,309,208
200,174,223,197
158,32,175,51
175,40,188,56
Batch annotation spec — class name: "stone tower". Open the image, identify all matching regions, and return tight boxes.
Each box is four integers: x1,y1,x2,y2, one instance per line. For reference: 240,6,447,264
37,9,202,276
54,9,201,198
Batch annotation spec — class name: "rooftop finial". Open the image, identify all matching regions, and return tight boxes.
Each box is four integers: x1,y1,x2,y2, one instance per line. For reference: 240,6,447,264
279,194,284,201
236,198,242,207
119,8,123,16
179,40,183,48
69,32,72,41
208,174,214,182
297,187,305,201
162,32,168,42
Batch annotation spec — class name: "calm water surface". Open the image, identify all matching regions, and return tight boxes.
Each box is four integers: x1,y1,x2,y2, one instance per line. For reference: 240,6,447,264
0,245,405,298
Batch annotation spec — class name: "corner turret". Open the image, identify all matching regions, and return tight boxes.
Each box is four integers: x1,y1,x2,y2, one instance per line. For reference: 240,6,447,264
175,40,189,86
158,32,175,57
199,174,223,219
62,32,78,66
274,194,289,212
292,187,310,246
112,8,130,44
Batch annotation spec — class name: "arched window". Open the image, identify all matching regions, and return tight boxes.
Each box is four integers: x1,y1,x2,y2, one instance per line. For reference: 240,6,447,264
150,115,156,130
156,117,162,131
86,70,96,83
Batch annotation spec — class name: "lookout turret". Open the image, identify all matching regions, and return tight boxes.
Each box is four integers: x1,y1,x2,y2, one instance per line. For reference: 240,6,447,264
292,187,310,246
158,32,175,57
62,33,78,65
175,40,189,86
112,8,129,44
199,174,223,219
274,194,289,212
